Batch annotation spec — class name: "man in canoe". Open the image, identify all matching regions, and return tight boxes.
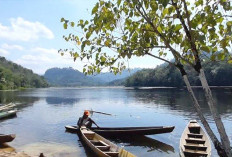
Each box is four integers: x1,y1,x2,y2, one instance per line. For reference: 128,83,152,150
77,110,100,128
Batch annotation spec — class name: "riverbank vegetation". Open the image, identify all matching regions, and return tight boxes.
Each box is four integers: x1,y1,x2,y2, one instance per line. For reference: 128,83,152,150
0,57,48,90
125,61,232,87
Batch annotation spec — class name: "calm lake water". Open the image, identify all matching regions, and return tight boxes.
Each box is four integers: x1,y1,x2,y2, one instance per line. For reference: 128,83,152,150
0,87,232,157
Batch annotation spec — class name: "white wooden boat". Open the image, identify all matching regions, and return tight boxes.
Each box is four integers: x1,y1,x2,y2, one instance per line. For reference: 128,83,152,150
80,126,136,157
180,120,211,157
0,109,17,119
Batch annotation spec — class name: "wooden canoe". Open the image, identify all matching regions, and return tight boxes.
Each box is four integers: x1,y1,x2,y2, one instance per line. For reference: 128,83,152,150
180,120,211,157
65,125,175,136
0,134,16,143
0,110,17,120
0,103,16,111
80,126,136,157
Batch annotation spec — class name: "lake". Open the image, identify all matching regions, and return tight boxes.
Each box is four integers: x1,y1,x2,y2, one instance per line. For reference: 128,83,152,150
0,87,232,157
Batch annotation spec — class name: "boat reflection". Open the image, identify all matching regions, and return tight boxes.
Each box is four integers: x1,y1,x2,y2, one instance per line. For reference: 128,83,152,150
106,135,174,153
0,143,15,152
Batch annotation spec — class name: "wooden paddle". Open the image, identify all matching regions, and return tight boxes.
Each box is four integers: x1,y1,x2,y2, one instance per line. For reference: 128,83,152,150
88,109,115,116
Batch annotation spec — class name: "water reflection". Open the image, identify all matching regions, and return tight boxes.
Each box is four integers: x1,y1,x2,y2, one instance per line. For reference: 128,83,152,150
128,88,232,118
46,97,80,105
108,135,174,153
0,114,17,122
0,87,231,157
0,90,39,105
0,143,15,152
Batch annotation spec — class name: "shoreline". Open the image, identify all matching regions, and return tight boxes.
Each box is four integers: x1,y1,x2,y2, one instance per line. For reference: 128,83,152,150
0,151,31,157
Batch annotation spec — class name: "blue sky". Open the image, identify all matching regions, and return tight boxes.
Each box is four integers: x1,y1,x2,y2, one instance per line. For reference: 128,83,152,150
0,0,166,74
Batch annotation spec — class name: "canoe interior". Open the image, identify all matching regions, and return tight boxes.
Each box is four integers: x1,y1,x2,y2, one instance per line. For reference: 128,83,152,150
80,127,136,157
180,120,211,157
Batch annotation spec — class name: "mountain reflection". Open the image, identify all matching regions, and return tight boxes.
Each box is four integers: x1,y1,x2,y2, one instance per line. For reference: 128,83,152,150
46,97,80,105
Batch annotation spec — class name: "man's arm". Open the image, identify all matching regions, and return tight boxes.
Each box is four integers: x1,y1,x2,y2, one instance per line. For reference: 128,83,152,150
90,118,100,128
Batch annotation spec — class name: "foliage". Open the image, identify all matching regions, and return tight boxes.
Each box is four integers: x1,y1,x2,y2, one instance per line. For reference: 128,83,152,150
125,61,232,87
60,0,232,74
0,57,48,90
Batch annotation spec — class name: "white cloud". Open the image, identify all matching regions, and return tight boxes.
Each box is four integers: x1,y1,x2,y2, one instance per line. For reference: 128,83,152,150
1,43,24,50
0,49,9,56
15,49,82,74
0,17,54,41
31,47,57,55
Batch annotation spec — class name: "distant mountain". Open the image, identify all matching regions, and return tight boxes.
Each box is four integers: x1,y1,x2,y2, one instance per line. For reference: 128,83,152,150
89,68,141,82
0,56,48,90
44,67,103,86
44,67,140,86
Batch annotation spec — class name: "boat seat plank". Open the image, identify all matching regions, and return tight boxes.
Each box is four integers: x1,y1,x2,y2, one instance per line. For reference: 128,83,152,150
186,138,205,144
184,144,207,151
104,151,119,157
188,133,203,139
99,140,109,147
184,143,205,147
90,140,99,144
184,149,208,157
96,145,110,151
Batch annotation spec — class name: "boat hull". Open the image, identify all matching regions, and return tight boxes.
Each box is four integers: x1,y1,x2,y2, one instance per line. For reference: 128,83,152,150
0,110,17,120
80,127,136,157
180,120,211,157
65,125,175,136
0,134,16,143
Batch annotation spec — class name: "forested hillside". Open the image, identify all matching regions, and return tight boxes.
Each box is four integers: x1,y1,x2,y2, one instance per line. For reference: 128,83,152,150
44,67,104,86
44,68,139,86
0,57,48,90
125,62,232,87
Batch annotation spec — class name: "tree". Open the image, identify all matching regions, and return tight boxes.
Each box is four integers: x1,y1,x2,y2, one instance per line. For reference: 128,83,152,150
60,0,232,156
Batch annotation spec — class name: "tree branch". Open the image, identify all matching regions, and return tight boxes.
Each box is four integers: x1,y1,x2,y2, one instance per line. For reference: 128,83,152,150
171,0,201,69
183,0,192,31
145,52,175,66
223,15,232,17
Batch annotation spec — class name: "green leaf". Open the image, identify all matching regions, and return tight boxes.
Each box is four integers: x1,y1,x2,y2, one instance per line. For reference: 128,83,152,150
117,0,121,6
200,45,210,53
86,32,91,39
174,24,182,32
63,23,67,29
70,22,75,27
92,3,99,15
217,53,225,60
157,26,162,33
159,0,169,8
60,18,65,22
163,8,169,16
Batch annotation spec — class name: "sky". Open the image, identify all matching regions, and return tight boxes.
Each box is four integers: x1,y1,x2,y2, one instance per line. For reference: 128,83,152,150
0,0,167,75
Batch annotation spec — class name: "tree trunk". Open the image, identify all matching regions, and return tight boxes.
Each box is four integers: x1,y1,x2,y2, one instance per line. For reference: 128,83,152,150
199,69,232,156
182,74,227,157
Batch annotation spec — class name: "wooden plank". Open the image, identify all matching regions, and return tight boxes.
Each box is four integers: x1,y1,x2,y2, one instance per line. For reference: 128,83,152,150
188,123,200,128
184,149,208,155
188,133,203,138
96,146,110,151
0,103,16,111
184,144,207,151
